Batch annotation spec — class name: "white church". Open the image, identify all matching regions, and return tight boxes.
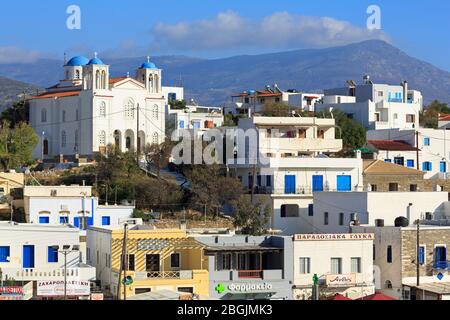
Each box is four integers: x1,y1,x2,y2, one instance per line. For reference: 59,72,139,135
29,54,171,160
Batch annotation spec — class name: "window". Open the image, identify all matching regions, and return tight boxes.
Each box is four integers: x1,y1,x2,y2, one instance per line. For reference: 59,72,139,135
317,129,325,139
330,258,342,274
410,184,418,192
48,246,58,263
394,113,398,120
152,105,159,120
371,184,378,192
266,175,272,187
375,113,380,122
339,213,345,226
171,253,181,269
407,160,415,168
179,120,185,129
299,258,311,274
351,257,361,273
387,245,393,263
124,99,135,119
0,246,10,262
76,109,79,121
41,109,47,123
324,212,329,225
135,288,152,295
422,162,433,172
145,254,160,272
284,175,296,194
394,157,404,166
62,110,66,122
101,216,111,226
98,131,106,146
178,287,194,294
423,137,430,146
61,131,67,148
74,130,79,150
59,216,68,224
389,183,399,192
121,254,135,271
308,204,314,217
280,204,299,218
39,216,50,224
75,70,80,79
99,102,106,117
152,132,159,145
385,159,392,163
419,246,425,265
222,254,232,270
373,244,376,261
406,114,416,123
378,91,384,97
298,129,306,139
440,162,447,173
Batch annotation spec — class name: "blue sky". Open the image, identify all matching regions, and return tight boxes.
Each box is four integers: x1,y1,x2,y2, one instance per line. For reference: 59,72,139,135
0,0,449,70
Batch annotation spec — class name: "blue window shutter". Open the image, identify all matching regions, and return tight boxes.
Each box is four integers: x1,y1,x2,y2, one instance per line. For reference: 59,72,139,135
23,245,35,269
39,217,49,224
266,175,272,187
419,247,425,265
284,175,296,194
407,160,415,168
48,246,58,263
337,176,352,192
74,217,80,228
179,120,185,129
0,246,10,262
88,216,94,227
441,162,447,173
308,204,314,217
424,137,430,146
385,159,392,163
312,175,324,192
102,216,111,226
257,175,262,187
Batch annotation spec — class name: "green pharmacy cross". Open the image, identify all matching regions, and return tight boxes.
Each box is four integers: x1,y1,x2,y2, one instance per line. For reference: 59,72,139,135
312,274,319,285
215,283,225,294
122,276,134,286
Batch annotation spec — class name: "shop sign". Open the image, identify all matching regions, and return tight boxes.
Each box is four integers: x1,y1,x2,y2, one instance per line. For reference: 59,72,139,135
294,234,374,241
37,280,90,297
326,274,356,287
227,283,273,292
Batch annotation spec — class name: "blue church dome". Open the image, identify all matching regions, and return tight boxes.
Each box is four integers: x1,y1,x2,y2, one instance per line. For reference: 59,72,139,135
66,56,89,66
141,56,157,69
88,57,105,65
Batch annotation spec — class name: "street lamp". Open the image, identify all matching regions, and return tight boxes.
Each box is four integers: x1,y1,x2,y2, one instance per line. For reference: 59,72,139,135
52,245,80,300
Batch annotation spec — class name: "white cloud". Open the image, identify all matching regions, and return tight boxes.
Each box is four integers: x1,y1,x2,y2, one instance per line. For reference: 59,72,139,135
0,46,43,64
151,11,390,52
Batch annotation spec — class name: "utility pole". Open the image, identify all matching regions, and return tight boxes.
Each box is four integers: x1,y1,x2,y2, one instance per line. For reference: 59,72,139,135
416,131,420,171
123,223,128,301
136,103,140,162
63,251,68,301
416,219,420,287
251,164,257,203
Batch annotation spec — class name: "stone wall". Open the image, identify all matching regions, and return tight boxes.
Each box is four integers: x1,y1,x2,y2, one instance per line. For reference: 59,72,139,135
363,174,431,192
401,229,450,278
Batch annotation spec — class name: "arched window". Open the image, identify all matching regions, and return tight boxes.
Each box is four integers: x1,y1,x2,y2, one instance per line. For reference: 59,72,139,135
95,70,100,89
61,131,67,148
76,109,79,121
98,131,106,146
124,99,135,119
152,105,159,120
148,75,154,93
152,132,159,145
101,70,106,89
62,110,66,122
66,71,70,79
74,130,79,151
75,70,80,79
41,109,47,123
99,101,106,117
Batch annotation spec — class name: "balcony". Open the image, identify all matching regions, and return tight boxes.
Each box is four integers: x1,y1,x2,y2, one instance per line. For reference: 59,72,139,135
133,270,194,280
260,138,342,154
1,264,96,281
238,270,263,279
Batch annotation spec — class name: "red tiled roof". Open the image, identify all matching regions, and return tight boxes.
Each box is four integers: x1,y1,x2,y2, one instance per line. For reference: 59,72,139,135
357,293,396,300
232,90,282,98
439,114,450,121
368,140,419,151
109,77,127,84
31,91,81,100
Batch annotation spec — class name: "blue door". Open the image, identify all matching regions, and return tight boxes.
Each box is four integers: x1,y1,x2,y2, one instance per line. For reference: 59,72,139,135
435,247,447,268
73,217,80,228
337,175,352,192
284,175,296,194
312,175,324,192
441,162,447,173
23,245,35,269
193,121,201,129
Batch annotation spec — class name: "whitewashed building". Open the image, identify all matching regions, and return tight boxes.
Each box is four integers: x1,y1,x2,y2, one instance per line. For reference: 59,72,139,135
0,222,95,298
311,191,449,234
315,77,422,130
229,116,363,235
292,233,375,300
24,185,134,231
29,55,167,160
367,128,450,179
169,105,224,136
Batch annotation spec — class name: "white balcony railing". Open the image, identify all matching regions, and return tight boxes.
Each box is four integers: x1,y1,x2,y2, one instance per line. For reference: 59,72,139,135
1,265,96,281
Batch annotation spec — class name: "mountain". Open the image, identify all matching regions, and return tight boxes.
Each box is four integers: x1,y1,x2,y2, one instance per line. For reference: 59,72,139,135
0,77,40,112
0,40,449,106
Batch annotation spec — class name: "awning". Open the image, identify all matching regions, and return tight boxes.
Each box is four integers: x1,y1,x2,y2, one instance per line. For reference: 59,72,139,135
223,291,276,300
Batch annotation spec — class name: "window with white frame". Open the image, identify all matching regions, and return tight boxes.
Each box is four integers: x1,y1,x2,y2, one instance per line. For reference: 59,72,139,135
99,101,106,117
331,258,342,274
152,132,159,145
351,257,361,273
99,131,106,146
152,105,159,120
124,99,135,119
61,131,67,148
41,108,47,123
299,258,311,274
62,110,66,122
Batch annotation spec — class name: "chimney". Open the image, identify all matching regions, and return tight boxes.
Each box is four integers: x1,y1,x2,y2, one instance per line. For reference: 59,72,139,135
402,80,408,103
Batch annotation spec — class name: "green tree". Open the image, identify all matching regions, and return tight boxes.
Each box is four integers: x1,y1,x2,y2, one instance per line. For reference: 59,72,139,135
169,99,187,110
232,196,271,236
420,100,450,129
1,100,30,126
144,138,173,179
0,120,38,171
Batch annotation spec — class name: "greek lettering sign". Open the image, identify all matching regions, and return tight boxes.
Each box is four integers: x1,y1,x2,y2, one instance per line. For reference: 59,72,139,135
326,274,356,287
228,283,273,293
37,280,90,297
294,234,374,241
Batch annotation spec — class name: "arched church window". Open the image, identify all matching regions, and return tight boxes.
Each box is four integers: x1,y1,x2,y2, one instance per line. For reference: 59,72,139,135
152,105,159,120
74,130,79,150
66,71,70,79
101,70,106,89
99,102,106,117
152,132,159,145
61,131,67,148
98,131,106,146
75,70,80,79
62,110,66,122
95,70,101,89
124,99,135,119
41,109,47,123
